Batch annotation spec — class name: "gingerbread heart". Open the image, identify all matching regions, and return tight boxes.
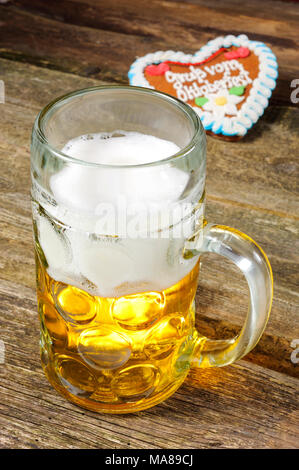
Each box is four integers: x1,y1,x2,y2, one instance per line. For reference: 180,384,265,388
128,35,278,140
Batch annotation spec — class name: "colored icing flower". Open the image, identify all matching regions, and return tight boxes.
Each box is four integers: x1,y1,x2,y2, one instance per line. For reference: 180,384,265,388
197,89,244,118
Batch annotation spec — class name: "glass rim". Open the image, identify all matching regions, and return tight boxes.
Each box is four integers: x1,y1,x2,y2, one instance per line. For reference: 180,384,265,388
34,85,204,169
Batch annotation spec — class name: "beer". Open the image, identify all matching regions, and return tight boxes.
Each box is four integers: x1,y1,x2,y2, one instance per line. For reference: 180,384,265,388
33,130,203,412
36,254,200,413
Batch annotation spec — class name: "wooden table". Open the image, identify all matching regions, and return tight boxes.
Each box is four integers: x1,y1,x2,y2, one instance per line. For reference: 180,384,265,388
0,0,298,449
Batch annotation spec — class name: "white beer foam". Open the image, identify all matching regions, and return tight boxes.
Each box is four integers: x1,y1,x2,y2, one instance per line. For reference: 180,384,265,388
62,131,180,165
37,131,198,296
50,131,187,212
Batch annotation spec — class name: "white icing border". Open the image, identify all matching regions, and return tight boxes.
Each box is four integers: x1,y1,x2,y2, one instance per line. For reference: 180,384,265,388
128,34,278,137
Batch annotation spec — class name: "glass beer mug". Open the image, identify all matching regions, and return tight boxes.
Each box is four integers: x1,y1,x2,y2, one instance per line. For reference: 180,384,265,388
31,86,273,413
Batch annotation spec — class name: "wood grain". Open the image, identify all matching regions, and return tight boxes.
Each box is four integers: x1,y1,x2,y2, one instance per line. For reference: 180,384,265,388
0,0,298,449
0,277,298,448
1,58,298,217
0,58,298,380
0,0,298,105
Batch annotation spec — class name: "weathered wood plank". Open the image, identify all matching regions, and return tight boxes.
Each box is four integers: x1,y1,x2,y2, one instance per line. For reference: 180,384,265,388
0,5,163,82
0,278,298,449
9,0,299,42
0,1,298,106
0,58,106,112
164,0,299,22
1,58,298,217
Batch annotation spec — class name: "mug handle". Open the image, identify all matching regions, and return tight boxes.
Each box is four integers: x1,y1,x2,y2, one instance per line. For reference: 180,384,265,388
189,224,273,368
